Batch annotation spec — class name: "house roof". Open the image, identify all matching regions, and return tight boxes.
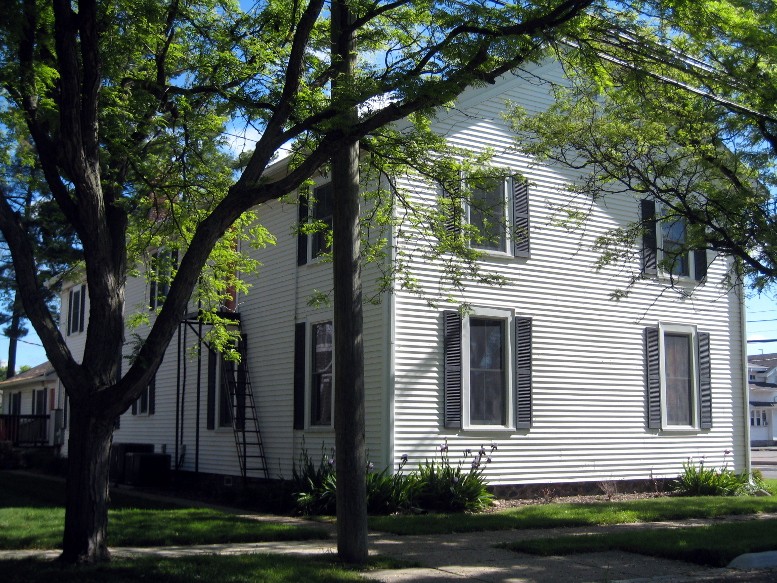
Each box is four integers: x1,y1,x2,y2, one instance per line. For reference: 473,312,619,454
748,353,777,369
751,400,777,407
0,362,56,389
750,381,777,390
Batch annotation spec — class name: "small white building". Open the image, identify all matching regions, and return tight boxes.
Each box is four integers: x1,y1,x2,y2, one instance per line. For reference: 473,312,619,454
747,353,777,446
59,61,749,490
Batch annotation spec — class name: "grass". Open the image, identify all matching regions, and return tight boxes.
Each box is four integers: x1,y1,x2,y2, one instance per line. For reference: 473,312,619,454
0,553,403,583
0,471,328,550
369,494,777,535
504,518,777,567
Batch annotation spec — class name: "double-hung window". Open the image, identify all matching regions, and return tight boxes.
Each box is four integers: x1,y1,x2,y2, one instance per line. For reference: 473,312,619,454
645,323,712,431
447,175,530,258
293,320,334,429
297,183,333,265
131,375,156,416
67,284,86,335
641,199,707,281
149,250,178,310
443,308,532,430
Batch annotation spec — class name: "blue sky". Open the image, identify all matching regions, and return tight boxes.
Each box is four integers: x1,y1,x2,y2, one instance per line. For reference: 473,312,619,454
3,287,776,370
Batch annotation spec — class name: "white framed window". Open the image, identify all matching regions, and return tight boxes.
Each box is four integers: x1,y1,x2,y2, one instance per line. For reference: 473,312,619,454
67,284,86,335
443,307,532,431
751,409,768,427
641,199,707,281
33,389,47,415
131,376,155,417
309,320,334,427
149,250,178,310
297,183,333,265
645,323,712,431
445,175,530,259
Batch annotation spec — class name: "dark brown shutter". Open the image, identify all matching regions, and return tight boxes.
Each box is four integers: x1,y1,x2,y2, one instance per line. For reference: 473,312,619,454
206,349,216,430
645,327,661,429
694,250,708,282
444,179,462,237
131,399,137,415
443,310,462,429
641,200,658,275
515,317,533,428
293,323,306,430
512,178,530,258
698,332,712,429
67,289,73,336
148,376,156,416
297,194,309,266
79,285,86,332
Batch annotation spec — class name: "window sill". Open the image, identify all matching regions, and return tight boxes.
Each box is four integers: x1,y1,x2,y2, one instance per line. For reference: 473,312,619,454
462,424,516,432
658,426,702,433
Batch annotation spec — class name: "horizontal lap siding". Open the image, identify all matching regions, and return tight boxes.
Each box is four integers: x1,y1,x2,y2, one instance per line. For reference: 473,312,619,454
391,64,744,485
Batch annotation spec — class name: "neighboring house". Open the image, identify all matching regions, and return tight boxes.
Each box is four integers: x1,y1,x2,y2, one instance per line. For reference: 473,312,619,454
747,353,777,446
61,61,749,489
0,362,65,448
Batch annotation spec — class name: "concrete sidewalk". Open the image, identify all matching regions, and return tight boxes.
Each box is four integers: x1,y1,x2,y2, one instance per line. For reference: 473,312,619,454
3,514,777,582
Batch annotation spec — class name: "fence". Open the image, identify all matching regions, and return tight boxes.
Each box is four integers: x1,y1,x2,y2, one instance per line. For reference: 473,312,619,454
0,415,49,446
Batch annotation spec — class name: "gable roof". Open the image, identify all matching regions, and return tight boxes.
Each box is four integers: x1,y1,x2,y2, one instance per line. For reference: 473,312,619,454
748,353,777,370
0,362,56,389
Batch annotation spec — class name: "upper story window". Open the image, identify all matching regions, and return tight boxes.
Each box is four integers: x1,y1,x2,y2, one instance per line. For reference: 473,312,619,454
67,284,86,336
641,199,707,282
447,175,530,259
645,323,712,431
131,376,156,416
149,250,178,310
297,183,333,265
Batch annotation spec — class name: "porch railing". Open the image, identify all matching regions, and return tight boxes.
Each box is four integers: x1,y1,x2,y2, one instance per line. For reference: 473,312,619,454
0,415,50,446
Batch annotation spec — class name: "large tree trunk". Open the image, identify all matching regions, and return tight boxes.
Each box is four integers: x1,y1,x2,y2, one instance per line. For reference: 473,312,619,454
61,401,114,563
5,292,22,378
331,0,368,565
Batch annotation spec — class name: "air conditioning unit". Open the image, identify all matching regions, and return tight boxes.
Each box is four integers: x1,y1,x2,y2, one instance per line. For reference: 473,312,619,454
124,452,171,488
110,443,154,484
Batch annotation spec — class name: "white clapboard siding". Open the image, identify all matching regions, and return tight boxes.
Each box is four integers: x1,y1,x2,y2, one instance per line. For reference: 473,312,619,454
390,62,745,485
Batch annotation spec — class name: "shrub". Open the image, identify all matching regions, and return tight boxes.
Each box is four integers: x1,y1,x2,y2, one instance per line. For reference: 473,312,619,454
410,441,494,512
292,441,496,515
671,456,761,497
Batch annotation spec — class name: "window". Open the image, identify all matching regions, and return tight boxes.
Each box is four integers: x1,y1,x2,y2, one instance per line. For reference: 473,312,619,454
33,389,47,415
645,323,712,430
293,320,334,429
443,309,532,430
297,183,333,265
131,376,155,416
310,321,333,426
446,176,530,258
9,392,21,415
751,409,768,427
67,284,86,335
641,199,707,281
206,338,248,430
149,250,178,310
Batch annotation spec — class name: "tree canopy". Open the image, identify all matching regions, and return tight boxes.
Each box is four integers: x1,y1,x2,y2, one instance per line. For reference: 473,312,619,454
509,0,777,293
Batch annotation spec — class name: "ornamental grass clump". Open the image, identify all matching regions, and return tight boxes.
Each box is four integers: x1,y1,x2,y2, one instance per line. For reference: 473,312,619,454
672,452,764,497
291,444,337,515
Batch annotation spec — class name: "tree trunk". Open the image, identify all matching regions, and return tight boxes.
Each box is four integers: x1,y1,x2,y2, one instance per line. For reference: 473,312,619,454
331,0,368,565
61,401,114,563
5,292,21,378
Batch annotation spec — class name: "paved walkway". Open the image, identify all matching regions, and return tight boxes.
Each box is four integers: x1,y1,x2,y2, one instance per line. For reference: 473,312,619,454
3,511,777,582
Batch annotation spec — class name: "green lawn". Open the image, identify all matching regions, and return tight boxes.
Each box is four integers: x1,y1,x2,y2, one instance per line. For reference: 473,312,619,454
370,494,777,535
0,471,328,550
504,518,777,567
0,554,386,583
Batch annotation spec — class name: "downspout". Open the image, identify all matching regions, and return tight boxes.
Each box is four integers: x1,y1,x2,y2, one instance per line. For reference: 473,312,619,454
384,174,396,473
740,281,751,475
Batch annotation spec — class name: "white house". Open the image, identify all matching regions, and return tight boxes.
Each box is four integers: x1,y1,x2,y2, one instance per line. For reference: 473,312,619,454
0,362,65,448
60,61,749,490
747,353,777,446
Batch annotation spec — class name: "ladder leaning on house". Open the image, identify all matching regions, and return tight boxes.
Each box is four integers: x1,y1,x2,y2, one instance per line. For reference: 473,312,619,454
221,336,270,480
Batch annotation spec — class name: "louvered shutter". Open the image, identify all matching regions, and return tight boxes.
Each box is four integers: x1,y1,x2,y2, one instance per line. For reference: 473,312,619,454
67,289,73,336
645,327,661,429
514,317,533,428
698,332,712,429
293,323,306,430
297,194,309,266
79,285,86,332
131,399,137,415
444,176,462,237
512,178,530,258
148,376,156,416
443,310,462,429
206,349,216,430
641,200,658,275
693,250,708,282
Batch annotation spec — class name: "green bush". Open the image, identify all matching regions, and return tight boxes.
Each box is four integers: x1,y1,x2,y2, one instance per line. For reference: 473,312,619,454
292,441,496,515
672,457,762,497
